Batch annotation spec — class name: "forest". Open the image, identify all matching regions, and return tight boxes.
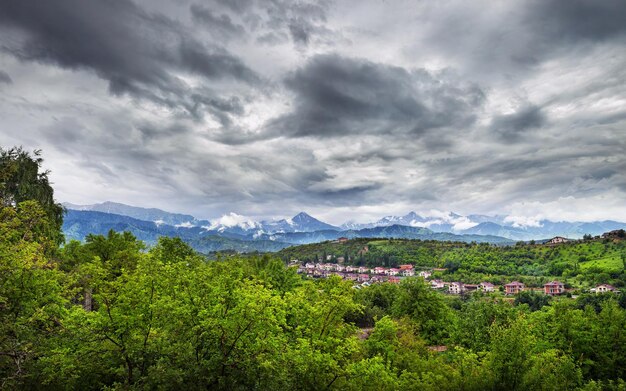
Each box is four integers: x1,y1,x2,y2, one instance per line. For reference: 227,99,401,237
2,147,626,390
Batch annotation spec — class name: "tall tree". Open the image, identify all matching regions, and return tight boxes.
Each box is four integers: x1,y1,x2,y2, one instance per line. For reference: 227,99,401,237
0,147,64,246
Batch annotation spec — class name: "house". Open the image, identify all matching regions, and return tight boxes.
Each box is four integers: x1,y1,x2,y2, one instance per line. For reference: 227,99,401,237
418,270,432,279
547,236,569,245
345,265,356,272
479,282,495,292
370,276,384,283
591,284,617,294
358,266,370,274
337,257,345,263
373,267,386,275
402,269,415,277
463,284,478,292
449,282,464,295
544,281,565,295
387,268,400,276
388,276,401,284
337,237,349,243
358,274,370,282
504,281,525,295
305,262,316,269
336,265,346,272
430,279,445,289
399,264,414,271
345,273,358,281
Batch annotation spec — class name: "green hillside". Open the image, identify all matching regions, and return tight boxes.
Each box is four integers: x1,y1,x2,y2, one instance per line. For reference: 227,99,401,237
276,237,626,288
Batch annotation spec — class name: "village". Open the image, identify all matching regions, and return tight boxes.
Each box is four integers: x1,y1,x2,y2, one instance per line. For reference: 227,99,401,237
292,260,620,296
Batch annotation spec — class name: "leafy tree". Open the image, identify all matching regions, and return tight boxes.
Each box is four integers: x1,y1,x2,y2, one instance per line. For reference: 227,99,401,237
392,278,452,342
0,201,66,388
0,147,64,246
515,290,552,311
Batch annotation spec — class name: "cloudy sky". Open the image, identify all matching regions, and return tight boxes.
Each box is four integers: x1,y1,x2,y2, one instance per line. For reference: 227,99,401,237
1,0,625,225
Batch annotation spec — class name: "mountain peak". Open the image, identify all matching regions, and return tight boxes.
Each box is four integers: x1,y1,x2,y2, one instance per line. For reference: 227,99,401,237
292,212,316,222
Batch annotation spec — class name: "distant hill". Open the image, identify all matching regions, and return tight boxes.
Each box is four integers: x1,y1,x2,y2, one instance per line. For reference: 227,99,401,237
63,209,514,254
62,201,626,246
63,210,290,252
63,201,208,227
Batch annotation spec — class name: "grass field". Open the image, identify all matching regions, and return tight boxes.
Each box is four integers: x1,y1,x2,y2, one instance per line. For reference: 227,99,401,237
580,256,624,273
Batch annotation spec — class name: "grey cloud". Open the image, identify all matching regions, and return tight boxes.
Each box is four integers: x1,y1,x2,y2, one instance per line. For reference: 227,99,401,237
190,4,246,41
289,21,312,46
490,105,545,142
179,41,260,85
526,0,626,44
266,54,485,139
415,0,626,80
203,0,334,48
0,70,12,84
213,0,254,13
0,0,260,122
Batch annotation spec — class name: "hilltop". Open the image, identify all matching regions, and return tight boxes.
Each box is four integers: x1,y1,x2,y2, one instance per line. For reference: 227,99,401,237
276,235,626,289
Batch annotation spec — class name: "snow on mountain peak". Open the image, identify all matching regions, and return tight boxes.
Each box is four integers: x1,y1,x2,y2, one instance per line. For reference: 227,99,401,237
503,215,544,228
208,213,260,230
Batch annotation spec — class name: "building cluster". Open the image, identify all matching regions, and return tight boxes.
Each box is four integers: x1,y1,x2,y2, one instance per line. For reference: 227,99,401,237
290,261,619,295
429,280,495,294
295,263,427,284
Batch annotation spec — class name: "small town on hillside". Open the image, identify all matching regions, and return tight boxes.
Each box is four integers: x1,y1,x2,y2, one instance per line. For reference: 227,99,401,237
291,233,625,296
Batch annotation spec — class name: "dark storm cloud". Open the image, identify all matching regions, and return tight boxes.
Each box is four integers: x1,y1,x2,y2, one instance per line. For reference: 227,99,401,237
0,70,11,84
201,0,334,48
178,41,260,84
190,4,246,41
0,0,259,122
267,54,485,139
416,0,626,80
489,105,545,142
526,0,626,44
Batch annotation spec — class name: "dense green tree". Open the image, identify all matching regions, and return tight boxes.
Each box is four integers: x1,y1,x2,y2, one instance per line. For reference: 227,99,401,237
0,147,64,246
515,290,553,311
0,201,66,388
392,278,452,342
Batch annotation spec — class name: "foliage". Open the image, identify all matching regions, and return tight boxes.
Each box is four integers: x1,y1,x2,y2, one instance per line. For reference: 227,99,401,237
0,147,64,246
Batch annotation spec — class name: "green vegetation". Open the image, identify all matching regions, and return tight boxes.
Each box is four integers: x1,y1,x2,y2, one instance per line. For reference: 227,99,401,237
277,237,626,289
2,148,626,390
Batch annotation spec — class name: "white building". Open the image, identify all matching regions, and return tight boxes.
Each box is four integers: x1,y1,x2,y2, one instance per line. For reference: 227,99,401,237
430,279,445,289
449,282,464,295
418,270,432,279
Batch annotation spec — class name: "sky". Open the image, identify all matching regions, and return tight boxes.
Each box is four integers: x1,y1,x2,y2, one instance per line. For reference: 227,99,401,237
1,0,625,225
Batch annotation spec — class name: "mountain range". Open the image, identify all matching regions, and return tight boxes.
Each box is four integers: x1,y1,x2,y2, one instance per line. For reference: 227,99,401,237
61,202,626,253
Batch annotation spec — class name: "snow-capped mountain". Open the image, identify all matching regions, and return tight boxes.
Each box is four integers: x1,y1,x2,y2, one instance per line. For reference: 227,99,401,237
341,211,477,232
206,212,339,235
261,212,340,233
63,202,626,242
204,213,263,235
